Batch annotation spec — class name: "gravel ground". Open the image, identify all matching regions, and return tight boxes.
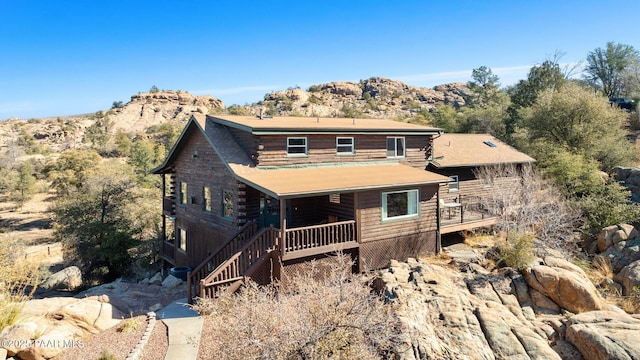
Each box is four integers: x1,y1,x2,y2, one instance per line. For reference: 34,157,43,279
52,314,169,360
140,319,168,360
197,317,218,359
53,315,146,360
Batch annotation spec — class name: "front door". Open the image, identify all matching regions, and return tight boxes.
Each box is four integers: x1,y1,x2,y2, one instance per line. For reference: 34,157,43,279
259,194,280,228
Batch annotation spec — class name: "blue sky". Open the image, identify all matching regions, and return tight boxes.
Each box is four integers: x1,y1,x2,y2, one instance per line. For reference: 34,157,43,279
1,1,638,119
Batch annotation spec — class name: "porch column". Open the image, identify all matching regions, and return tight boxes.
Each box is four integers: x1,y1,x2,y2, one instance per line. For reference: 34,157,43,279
280,198,287,256
436,188,442,254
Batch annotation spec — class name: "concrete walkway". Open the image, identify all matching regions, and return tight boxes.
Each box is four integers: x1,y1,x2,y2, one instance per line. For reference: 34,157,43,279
157,298,203,360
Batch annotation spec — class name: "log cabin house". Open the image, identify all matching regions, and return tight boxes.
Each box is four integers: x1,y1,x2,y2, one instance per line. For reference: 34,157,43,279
152,114,533,301
429,133,536,234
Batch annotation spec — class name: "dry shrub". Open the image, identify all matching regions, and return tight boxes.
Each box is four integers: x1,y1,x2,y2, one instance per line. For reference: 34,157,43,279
497,232,536,270
194,253,400,360
0,235,40,331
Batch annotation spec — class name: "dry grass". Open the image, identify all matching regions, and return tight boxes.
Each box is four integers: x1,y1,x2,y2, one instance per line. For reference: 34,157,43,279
464,233,503,248
588,256,614,285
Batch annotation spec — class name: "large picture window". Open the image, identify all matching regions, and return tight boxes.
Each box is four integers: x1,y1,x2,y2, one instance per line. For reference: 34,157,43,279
287,137,307,156
382,189,419,221
386,137,405,158
336,137,354,155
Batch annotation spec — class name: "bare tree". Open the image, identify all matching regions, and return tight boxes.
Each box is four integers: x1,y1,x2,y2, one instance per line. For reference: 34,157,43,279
474,164,582,255
194,253,400,360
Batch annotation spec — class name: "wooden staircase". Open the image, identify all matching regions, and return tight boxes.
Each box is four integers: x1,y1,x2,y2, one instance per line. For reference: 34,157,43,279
187,222,279,303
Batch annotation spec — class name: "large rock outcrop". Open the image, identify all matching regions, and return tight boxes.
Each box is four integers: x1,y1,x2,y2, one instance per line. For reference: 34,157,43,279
523,257,606,313
109,90,225,133
246,77,470,119
566,311,640,360
382,257,563,360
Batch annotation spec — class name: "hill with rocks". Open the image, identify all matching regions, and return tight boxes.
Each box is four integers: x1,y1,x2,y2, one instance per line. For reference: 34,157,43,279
237,77,470,119
0,78,469,154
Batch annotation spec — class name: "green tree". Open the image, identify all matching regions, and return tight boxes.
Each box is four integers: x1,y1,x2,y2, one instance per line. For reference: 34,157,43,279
149,85,160,93
11,161,36,206
128,139,156,183
506,59,566,136
114,130,133,156
85,111,114,148
45,149,102,194
518,82,635,170
584,42,639,98
467,66,501,108
52,163,159,281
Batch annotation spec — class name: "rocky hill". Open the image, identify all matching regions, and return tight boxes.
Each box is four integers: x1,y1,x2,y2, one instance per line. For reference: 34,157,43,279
108,90,225,133
237,77,470,118
0,78,469,154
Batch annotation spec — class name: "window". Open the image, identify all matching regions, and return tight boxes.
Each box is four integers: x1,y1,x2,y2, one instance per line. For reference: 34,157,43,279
203,186,212,212
336,137,354,155
448,175,459,192
222,190,234,219
386,137,405,158
287,137,307,156
179,182,188,205
177,228,187,252
382,189,419,221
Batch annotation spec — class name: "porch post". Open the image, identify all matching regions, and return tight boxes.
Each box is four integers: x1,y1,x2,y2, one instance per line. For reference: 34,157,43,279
280,198,287,256
436,187,442,254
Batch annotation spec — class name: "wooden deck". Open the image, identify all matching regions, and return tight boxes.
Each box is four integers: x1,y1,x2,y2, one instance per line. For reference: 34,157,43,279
441,206,500,234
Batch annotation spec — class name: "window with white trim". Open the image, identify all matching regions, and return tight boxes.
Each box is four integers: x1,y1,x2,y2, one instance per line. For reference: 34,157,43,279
386,137,405,158
448,175,459,192
382,189,419,221
177,228,187,252
336,137,354,155
179,182,188,205
287,137,307,156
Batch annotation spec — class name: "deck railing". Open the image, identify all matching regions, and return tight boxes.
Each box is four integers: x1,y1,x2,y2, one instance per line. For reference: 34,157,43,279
441,195,498,227
190,220,359,301
162,196,176,215
198,227,278,299
282,220,357,259
161,241,175,263
187,220,258,302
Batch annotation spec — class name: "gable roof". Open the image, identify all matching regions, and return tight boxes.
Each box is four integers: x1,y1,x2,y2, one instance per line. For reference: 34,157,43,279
211,114,442,135
152,114,450,198
431,134,535,168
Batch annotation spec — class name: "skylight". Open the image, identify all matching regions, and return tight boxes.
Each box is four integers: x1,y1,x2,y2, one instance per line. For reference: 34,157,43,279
483,140,496,148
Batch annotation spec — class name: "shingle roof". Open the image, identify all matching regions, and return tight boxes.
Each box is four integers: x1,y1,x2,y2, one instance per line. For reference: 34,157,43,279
233,163,450,199
431,134,535,168
211,114,442,135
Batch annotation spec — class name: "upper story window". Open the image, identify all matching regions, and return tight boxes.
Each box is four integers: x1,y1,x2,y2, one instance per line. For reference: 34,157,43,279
386,137,405,158
203,186,212,212
287,137,307,156
336,137,354,155
382,189,419,221
179,182,188,205
448,175,459,192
